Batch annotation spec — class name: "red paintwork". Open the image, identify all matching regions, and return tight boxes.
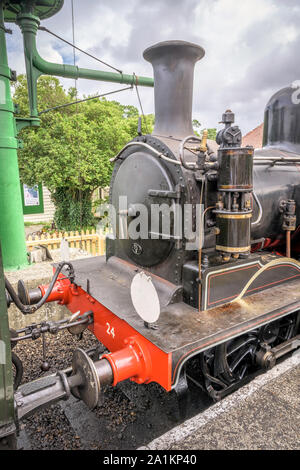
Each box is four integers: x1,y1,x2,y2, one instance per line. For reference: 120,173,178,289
38,276,76,304
40,275,172,391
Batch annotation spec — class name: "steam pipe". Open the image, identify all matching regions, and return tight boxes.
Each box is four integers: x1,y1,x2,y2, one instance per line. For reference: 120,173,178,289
251,192,263,226
286,230,291,257
110,141,182,165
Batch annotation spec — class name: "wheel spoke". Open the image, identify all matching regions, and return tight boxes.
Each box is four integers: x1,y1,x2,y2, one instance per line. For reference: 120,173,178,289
198,312,298,400
229,346,253,373
238,364,248,380
227,336,256,357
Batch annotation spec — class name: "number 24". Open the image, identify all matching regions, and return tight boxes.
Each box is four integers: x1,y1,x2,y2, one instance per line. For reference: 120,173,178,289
106,322,115,338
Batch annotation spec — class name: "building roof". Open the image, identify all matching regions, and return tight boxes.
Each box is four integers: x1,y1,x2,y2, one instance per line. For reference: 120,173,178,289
242,123,264,149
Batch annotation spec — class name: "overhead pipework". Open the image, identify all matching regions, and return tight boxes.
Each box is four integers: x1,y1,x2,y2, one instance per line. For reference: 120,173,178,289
10,1,153,117
3,0,65,22
0,0,154,270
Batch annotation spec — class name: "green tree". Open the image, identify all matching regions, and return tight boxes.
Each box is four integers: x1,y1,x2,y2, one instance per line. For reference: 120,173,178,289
13,75,154,230
192,119,217,141
192,119,201,134
206,128,217,141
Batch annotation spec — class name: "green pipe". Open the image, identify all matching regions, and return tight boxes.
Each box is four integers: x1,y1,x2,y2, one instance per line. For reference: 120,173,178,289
0,4,28,270
17,12,154,117
0,243,15,436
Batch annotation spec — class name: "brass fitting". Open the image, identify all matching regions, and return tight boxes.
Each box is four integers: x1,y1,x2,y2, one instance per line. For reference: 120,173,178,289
200,129,208,153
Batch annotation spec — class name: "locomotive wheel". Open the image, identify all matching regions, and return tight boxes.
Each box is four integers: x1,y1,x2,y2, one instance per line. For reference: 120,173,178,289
214,333,258,384
260,315,297,346
198,312,299,401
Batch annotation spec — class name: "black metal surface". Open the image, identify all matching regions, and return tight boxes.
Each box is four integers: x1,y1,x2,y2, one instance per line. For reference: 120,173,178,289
252,147,300,240
184,253,300,310
108,41,208,283
197,312,299,400
263,86,300,153
68,256,300,376
109,133,199,284
217,216,251,253
69,255,182,324
111,149,175,267
17,280,42,305
216,110,242,148
5,261,75,314
218,147,253,191
143,40,205,139
215,130,253,255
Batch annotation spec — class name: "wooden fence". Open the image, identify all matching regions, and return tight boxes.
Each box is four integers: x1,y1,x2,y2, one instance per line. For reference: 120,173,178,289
26,229,107,256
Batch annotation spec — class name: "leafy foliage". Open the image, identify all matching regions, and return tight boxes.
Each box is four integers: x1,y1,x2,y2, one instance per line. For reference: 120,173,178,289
13,75,154,230
51,188,95,231
192,119,217,141
206,128,217,141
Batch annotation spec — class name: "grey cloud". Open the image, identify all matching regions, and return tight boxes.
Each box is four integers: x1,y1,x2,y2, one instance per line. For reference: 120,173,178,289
6,0,300,133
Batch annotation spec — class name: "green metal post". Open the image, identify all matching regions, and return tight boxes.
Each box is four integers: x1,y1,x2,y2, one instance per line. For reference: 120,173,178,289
0,1,153,270
0,242,16,447
0,2,28,270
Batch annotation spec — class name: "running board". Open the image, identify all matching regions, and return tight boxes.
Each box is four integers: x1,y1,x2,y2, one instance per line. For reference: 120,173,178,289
168,279,300,387
62,257,300,389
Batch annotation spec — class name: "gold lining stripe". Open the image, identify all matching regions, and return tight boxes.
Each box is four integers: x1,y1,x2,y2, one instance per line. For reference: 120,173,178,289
219,185,253,189
216,213,252,219
233,257,300,303
220,149,253,156
216,245,250,253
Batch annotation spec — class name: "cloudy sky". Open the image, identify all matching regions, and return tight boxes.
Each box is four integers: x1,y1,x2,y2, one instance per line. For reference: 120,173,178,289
7,0,300,134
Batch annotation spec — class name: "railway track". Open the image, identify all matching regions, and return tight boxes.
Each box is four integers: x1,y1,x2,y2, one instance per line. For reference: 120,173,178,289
17,368,212,450
14,328,213,450
13,326,299,450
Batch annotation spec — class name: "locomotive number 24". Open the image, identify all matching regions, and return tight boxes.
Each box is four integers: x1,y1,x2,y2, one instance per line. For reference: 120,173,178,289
106,322,115,338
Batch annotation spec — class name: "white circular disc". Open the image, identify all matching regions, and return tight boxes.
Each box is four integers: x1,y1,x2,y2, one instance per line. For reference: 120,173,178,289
130,271,160,323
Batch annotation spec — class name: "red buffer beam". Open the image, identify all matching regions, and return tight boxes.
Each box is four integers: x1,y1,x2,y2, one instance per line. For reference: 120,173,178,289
38,276,172,391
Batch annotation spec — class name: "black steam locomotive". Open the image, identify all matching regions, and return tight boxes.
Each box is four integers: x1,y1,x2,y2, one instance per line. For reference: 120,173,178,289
1,40,300,447
103,40,300,396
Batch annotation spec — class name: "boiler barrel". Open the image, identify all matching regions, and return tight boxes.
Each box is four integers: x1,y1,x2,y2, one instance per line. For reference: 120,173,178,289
251,150,300,240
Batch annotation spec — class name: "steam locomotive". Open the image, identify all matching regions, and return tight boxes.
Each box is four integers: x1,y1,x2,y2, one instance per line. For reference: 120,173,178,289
1,40,300,447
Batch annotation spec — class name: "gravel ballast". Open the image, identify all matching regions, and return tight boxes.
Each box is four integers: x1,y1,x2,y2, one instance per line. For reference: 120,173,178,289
15,329,144,450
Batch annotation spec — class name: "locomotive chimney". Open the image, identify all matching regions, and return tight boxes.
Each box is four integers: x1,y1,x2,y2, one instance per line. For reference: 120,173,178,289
143,40,205,139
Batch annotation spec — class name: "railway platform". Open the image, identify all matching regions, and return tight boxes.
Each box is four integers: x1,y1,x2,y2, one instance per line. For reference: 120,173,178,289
141,351,300,450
